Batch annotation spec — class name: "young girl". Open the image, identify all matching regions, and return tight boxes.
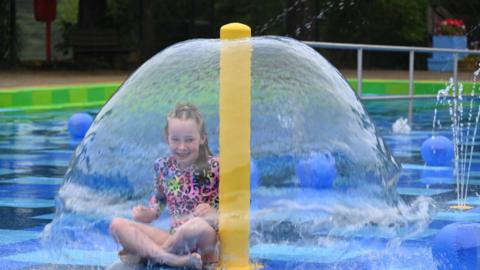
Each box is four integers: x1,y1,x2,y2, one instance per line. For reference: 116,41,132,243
109,102,219,269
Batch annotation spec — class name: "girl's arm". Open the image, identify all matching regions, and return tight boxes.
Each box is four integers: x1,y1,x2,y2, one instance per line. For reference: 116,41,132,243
132,188,166,223
193,156,220,229
133,157,168,223
132,204,158,223
149,189,166,218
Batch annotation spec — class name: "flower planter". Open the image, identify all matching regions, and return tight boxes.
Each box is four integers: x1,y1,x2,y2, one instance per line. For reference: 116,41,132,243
428,35,467,72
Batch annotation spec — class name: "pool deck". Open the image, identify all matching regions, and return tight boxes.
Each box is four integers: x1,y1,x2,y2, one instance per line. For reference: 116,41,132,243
0,69,130,89
0,69,476,89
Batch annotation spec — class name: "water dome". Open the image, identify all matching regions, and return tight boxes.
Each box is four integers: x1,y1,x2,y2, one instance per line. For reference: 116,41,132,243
43,30,407,267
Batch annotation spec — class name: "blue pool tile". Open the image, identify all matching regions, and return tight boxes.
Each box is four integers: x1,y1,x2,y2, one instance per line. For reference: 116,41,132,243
31,214,55,220
23,225,49,232
419,177,455,185
467,171,480,177
466,206,480,213
4,249,118,267
401,163,451,171
397,180,429,189
396,187,451,196
1,177,63,185
0,230,39,245
427,219,454,230
0,238,42,258
402,228,438,241
327,227,437,242
466,178,480,184
0,198,54,208
250,243,365,264
0,144,48,152
0,154,39,161
383,133,430,140
37,150,73,160
447,197,480,206
0,168,26,176
434,211,480,222
0,184,60,200
259,259,331,270
0,259,38,270
7,160,70,167
0,206,53,230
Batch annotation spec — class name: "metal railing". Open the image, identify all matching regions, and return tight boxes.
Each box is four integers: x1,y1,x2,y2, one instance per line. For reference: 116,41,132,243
303,41,480,100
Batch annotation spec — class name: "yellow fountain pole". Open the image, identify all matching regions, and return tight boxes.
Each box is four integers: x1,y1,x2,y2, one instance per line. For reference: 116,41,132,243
218,23,252,269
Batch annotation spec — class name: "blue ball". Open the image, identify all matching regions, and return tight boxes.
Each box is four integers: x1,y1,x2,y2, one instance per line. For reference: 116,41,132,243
250,159,260,189
432,222,480,270
296,152,336,189
421,136,454,166
68,113,93,139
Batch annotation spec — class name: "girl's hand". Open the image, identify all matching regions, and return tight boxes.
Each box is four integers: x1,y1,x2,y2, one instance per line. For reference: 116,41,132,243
193,203,218,229
132,205,157,223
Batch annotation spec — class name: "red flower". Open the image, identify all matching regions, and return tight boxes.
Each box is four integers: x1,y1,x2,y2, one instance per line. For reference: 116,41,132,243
436,18,465,36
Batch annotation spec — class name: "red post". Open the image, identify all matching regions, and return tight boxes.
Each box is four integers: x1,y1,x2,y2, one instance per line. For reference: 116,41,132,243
33,0,56,63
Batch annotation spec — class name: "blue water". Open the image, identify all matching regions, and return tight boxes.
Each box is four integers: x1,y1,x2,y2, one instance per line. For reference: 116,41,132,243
0,99,479,269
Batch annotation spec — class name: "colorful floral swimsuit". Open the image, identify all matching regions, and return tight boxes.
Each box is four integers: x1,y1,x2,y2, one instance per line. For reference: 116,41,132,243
150,156,219,229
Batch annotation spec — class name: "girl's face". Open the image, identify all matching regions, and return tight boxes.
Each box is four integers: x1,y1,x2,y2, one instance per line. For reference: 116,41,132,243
167,118,205,169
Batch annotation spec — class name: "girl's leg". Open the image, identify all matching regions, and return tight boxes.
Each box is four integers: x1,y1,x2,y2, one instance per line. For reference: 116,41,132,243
110,217,170,249
159,217,218,265
109,217,202,269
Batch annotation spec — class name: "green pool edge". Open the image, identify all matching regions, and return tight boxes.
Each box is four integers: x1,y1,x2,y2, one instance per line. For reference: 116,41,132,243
0,83,119,111
0,79,468,111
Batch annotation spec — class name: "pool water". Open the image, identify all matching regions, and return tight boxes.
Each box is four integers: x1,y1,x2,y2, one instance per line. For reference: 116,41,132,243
0,99,479,269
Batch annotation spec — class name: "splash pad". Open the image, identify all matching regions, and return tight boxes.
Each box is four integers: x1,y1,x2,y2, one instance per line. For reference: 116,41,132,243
42,24,444,269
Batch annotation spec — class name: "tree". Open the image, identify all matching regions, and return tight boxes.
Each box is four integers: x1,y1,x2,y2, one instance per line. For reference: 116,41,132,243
314,0,429,68
284,0,317,40
78,0,108,29
0,0,17,67
318,0,428,45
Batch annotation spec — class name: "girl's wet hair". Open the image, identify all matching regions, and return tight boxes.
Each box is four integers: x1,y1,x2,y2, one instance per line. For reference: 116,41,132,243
165,102,213,171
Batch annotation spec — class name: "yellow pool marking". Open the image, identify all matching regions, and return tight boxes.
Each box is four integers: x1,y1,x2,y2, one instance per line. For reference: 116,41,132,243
449,204,473,210
219,23,253,269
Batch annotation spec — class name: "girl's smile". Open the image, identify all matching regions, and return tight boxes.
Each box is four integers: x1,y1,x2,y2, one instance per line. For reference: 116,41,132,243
167,118,205,169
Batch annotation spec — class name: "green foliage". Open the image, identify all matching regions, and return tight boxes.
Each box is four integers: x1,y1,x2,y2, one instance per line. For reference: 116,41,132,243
212,0,429,45
106,0,133,46
430,0,480,19
57,0,78,24
318,0,429,45
152,0,195,45
55,0,78,55
214,0,255,26
308,0,430,68
0,1,12,62
51,0,433,68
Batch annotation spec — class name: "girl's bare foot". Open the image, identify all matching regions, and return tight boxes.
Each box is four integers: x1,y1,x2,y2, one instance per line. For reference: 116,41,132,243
118,249,144,265
150,249,202,269
187,253,203,270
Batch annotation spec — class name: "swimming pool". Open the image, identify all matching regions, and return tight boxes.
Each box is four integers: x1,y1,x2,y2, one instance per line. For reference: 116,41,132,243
0,98,478,269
